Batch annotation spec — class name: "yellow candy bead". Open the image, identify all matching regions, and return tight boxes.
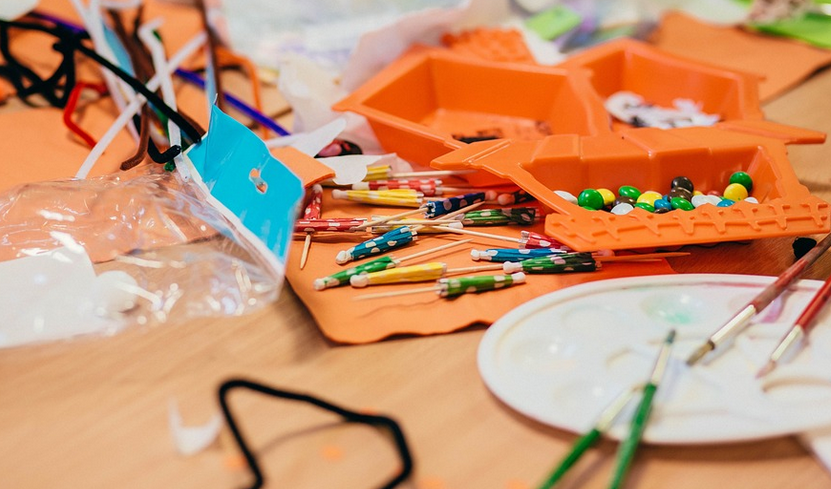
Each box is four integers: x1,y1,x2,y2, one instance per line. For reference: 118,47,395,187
723,183,749,201
693,190,703,196
597,188,616,206
637,190,663,206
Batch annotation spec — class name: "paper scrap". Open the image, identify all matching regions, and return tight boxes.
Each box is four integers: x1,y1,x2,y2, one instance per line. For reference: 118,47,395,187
168,400,224,456
0,247,138,348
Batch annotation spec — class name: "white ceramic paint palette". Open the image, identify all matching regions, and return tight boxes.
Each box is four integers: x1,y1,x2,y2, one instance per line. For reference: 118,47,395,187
478,274,831,444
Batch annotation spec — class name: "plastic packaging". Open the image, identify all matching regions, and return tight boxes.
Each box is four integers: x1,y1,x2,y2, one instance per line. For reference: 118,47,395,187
0,165,283,348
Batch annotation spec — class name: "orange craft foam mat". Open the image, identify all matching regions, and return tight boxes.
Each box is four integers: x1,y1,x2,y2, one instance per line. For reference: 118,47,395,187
651,11,831,102
284,191,677,344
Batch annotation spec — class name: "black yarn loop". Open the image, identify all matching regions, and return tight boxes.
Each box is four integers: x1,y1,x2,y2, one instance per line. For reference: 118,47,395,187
218,378,414,489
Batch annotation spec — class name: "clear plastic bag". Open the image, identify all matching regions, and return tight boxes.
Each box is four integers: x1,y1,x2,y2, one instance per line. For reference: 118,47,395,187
0,165,281,348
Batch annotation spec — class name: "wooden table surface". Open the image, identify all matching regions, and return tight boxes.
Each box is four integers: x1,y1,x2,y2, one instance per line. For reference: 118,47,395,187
2,55,831,489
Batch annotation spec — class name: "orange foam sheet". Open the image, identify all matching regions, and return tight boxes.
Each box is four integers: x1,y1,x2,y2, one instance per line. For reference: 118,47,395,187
651,11,831,102
284,192,677,344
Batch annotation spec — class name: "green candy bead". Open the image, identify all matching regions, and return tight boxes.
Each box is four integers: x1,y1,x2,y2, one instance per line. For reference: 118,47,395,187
729,171,753,192
578,189,605,210
634,202,655,213
618,185,641,200
670,197,694,211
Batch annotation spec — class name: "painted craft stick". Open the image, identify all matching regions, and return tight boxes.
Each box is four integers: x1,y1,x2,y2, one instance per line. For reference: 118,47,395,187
303,185,324,219
294,218,367,233
332,189,424,207
497,188,536,205
353,272,527,301
520,231,566,249
503,255,598,274
313,239,472,290
350,261,510,287
299,184,325,269
424,192,487,218
352,179,440,196
471,247,570,262
460,207,537,226
371,220,463,234
335,227,417,265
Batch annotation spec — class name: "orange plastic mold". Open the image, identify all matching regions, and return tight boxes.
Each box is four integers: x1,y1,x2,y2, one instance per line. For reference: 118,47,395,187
431,127,829,251
333,46,610,186
334,37,828,250
556,38,825,143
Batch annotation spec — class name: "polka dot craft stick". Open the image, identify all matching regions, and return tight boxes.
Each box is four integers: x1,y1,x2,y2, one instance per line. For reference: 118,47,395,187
439,272,525,298
502,254,598,274
350,261,506,287
351,208,429,231
520,231,565,249
313,256,397,290
294,218,367,233
303,184,324,220
363,165,392,181
350,262,448,287
460,207,537,226
497,188,535,205
352,272,527,301
299,184,324,270
335,227,417,265
352,179,440,196
313,239,473,290
331,189,424,207
470,247,571,262
424,192,487,218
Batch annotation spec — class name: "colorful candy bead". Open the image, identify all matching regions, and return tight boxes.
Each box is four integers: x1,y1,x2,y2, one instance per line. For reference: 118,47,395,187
717,198,735,207
637,191,662,206
578,189,605,210
634,202,655,212
671,176,694,193
729,171,753,191
611,203,634,215
597,188,616,206
618,185,641,200
670,197,694,211
723,183,748,201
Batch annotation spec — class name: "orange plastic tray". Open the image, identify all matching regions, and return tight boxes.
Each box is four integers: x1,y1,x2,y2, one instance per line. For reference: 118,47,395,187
334,37,829,250
431,126,829,251
333,46,609,186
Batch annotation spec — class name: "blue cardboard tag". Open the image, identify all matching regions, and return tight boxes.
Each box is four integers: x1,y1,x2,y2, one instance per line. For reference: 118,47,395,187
185,106,303,274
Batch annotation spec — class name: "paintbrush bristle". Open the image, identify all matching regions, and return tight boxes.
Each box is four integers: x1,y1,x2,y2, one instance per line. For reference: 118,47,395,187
755,360,776,379
686,342,713,366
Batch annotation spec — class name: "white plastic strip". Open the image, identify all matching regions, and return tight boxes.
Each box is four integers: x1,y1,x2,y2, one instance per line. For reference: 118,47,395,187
74,32,207,179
